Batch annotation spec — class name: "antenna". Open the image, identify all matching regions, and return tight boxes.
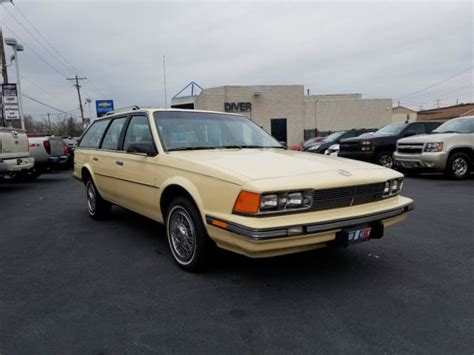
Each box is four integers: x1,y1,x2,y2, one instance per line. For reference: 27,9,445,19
163,55,168,108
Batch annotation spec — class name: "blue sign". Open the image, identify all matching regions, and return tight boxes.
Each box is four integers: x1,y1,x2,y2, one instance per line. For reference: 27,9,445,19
96,100,114,117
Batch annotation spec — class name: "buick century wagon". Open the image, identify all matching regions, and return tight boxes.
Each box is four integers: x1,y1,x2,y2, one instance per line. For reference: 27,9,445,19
73,107,414,270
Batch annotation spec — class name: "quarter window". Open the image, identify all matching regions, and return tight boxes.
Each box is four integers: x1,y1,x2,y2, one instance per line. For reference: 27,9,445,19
101,117,126,150
123,115,155,153
79,119,109,148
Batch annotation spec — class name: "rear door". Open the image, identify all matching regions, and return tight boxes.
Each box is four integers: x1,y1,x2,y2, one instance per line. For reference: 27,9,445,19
113,114,158,219
0,129,29,159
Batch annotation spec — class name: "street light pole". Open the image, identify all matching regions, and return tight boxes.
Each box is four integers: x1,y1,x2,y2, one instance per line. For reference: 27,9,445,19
12,44,25,130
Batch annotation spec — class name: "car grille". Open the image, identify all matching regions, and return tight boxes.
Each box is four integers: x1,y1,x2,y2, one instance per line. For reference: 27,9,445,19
397,143,424,154
339,142,359,152
311,182,386,211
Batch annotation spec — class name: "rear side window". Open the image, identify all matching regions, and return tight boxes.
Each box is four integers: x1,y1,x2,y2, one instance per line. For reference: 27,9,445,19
79,119,109,148
123,115,155,153
101,117,127,150
409,123,426,135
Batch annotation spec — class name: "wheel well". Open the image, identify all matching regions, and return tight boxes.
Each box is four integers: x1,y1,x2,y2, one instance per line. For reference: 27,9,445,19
448,147,473,162
160,184,197,219
81,167,92,185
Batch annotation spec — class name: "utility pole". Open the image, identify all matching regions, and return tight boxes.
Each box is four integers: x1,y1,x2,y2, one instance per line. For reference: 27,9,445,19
47,112,51,131
67,75,87,126
0,27,8,84
436,99,440,108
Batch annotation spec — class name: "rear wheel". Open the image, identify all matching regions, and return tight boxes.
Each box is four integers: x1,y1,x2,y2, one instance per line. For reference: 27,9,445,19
85,179,111,219
445,152,471,179
166,196,213,271
377,152,394,168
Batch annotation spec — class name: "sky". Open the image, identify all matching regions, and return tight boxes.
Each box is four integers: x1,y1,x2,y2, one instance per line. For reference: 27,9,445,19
1,0,472,122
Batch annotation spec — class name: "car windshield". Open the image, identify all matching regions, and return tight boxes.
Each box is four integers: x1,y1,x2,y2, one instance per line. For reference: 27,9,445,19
432,118,474,134
373,123,406,136
303,137,319,147
154,111,283,151
323,131,345,143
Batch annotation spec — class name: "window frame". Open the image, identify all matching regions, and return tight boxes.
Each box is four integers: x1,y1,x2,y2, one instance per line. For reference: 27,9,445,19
119,113,158,157
99,115,128,151
78,118,112,150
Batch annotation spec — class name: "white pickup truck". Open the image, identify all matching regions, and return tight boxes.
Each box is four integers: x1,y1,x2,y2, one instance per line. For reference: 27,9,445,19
0,128,35,180
27,135,68,177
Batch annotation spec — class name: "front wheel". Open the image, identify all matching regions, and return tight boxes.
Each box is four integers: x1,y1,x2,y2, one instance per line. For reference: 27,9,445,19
445,152,471,179
166,197,213,271
85,179,111,219
377,152,394,169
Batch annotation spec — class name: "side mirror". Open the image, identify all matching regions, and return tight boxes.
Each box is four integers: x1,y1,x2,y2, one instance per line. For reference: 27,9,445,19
126,143,157,156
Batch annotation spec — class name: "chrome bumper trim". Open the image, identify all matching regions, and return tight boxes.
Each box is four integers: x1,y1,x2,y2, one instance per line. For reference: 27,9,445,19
206,202,414,241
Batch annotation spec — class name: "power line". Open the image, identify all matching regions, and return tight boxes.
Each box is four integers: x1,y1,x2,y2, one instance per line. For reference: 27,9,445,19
1,21,69,78
22,93,81,118
397,66,473,101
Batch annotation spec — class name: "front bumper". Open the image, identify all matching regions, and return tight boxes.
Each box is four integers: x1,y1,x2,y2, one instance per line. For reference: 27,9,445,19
0,157,35,172
338,150,375,163
205,196,414,258
393,151,447,170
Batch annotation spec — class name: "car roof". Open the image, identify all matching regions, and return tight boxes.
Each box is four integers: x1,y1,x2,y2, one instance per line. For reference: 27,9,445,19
95,108,247,121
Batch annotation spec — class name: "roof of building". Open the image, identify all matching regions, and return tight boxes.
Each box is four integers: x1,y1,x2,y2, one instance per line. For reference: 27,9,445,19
416,103,474,121
392,106,417,114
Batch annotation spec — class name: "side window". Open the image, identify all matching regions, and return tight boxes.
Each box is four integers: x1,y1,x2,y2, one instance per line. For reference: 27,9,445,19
123,115,156,155
411,123,426,135
101,117,126,150
79,119,109,148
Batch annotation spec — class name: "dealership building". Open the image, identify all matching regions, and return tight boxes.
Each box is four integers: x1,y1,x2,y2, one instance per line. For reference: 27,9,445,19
171,83,392,146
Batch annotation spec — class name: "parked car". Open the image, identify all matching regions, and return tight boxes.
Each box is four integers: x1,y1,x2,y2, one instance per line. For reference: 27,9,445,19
28,135,68,178
304,129,375,154
324,132,376,156
394,116,474,179
339,121,442,168
63,137,78,167
74,108,413,271
301,136,325,150
0,128,35,180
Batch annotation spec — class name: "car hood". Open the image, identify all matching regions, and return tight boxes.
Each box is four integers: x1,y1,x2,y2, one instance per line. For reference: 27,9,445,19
169,148,384,180
398,133,456,143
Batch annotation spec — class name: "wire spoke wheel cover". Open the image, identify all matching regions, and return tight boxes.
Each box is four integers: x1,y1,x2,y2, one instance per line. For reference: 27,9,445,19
452,157,468,177
168,206,196,264
86,181,97,215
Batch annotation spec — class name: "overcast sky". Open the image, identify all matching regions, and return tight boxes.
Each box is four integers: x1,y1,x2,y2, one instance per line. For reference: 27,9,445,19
1,0,472,121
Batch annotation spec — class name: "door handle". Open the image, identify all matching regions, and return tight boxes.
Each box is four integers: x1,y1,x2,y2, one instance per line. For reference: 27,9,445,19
116,160,124,166
92,157,98,161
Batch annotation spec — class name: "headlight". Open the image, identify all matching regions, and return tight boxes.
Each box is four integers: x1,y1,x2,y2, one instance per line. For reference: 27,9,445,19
424,142,443,152
235,190,313,215
308,145,320,151
383,178,404,198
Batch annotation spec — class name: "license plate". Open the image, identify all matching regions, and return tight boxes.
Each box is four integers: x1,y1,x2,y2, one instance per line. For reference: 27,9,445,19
346,226,372,243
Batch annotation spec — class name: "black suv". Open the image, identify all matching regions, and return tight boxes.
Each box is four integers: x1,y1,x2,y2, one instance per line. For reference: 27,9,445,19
304,129,375,154
338,121,442,168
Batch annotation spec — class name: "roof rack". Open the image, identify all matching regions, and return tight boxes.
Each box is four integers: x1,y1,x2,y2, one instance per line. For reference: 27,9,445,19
105,105,140,116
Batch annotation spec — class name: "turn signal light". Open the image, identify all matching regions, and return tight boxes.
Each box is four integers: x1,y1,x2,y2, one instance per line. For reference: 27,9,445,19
233,191,261,214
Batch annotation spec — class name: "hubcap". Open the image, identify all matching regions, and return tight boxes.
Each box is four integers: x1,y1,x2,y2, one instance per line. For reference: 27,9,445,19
168,207,195,263
452,157,467,177
86,182,96,215
379,154,393,168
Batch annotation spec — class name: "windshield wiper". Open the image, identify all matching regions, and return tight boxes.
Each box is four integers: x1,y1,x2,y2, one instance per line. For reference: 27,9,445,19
432,130,460,134
220,145,285,149
168,146,219,151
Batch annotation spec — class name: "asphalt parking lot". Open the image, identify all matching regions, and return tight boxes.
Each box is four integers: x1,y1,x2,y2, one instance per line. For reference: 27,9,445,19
0,171,473,354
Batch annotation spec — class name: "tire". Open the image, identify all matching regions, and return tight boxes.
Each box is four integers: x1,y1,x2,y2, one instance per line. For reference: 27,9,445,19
166,196,213,271
445,152,471,180
377,151,394,169
23,168,42,181
85,179,111,220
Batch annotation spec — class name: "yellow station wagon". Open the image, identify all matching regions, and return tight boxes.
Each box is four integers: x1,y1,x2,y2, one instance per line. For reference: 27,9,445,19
74,107,414,270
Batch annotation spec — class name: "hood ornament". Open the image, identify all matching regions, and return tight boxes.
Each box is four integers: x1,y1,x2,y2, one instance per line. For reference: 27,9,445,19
337,169,352,177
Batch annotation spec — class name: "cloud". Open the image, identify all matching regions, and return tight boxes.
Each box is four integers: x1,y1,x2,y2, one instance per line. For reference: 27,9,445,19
1,0,472,119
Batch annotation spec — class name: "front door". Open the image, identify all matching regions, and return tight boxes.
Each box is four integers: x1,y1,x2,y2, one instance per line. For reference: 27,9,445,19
271,118,287,144
113,114,158,220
